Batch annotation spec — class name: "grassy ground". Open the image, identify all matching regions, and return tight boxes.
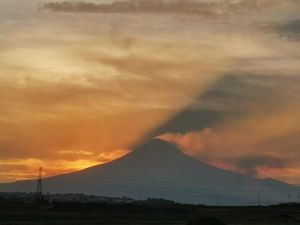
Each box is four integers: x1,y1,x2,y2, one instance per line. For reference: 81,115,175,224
1,203,300,225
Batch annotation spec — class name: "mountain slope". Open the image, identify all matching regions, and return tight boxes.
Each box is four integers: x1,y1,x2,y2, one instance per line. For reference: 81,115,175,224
0,139,298,205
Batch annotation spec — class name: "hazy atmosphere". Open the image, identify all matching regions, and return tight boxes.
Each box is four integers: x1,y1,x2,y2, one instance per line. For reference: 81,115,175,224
1,0,300,185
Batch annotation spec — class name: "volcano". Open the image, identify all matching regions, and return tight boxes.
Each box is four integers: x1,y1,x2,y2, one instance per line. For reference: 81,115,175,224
0,139,299,205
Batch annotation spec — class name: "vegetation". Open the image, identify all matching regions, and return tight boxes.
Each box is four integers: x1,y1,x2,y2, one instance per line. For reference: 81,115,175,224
0,201,300,225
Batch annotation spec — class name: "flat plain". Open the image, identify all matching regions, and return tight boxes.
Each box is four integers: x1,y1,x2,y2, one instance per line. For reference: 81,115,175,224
1,203,300,225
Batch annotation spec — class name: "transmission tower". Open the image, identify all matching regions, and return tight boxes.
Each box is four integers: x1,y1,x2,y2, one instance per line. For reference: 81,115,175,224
35,167,43,202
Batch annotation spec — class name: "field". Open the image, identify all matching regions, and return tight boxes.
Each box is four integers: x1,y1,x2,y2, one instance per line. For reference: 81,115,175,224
1,203,300,225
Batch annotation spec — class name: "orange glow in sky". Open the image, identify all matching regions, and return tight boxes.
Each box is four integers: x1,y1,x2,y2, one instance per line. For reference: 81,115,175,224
1,0,300,185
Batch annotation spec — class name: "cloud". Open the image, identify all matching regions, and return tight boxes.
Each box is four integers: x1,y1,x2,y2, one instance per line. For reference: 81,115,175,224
278,20,300,40
159,127,300,183
0,158,100,183
58,150,95,156
41,0,300,21
96,149,129,162
233,155,289,176
0,15,233,182
158,104,300,182
0,147,129,183
153,74,300,135
157,73,300,183
41,0,221,18
1,0,300,184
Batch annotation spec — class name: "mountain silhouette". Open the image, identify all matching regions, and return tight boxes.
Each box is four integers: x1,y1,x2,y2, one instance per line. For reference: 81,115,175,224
0,139,299,205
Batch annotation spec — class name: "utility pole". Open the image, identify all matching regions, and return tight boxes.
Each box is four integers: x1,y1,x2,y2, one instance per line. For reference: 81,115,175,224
177,195,180,204
288,193,291,203
217,195,220,207
35,167,43,202
257,193,261,206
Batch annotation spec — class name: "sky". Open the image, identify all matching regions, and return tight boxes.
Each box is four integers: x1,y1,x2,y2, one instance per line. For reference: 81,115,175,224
0,0,300,184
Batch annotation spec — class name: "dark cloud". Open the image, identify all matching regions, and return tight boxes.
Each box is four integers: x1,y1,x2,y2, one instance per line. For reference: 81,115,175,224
278,20,300,40
41,0,220,18
41,0,300,20
234,155,289,176
157,73,300,182
152,74,300,136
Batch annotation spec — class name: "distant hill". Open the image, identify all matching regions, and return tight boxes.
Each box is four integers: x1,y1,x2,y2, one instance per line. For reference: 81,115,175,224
0,139,299,205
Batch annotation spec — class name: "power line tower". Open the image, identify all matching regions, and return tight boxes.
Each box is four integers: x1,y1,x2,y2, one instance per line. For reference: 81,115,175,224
35,167,43,202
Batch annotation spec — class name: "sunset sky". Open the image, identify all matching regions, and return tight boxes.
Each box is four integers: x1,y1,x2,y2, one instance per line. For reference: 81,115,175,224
1,0,300,184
